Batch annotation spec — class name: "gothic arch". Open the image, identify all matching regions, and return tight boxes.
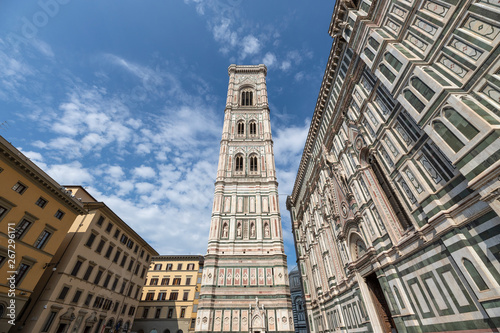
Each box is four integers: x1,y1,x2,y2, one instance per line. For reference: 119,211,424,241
235,154,244,172
249,119,258,135
249,153,259,172
237,120,245,135
240,86,254,106
348,231,367,261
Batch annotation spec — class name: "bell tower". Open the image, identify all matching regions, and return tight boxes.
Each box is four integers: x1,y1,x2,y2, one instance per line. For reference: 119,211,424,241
195,65,294,333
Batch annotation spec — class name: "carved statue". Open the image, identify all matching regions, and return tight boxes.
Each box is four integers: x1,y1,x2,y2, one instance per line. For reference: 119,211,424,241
264,223,270,237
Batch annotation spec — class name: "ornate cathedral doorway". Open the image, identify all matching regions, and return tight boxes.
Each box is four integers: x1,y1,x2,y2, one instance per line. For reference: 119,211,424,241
365,273,397,333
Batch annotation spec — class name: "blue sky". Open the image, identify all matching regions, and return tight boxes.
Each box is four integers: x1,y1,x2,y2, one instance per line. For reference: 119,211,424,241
0,0,334,269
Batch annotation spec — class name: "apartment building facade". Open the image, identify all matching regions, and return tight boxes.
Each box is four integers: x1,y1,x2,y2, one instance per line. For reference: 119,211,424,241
132,255,204,333
14,186,158,333
0,136,85,333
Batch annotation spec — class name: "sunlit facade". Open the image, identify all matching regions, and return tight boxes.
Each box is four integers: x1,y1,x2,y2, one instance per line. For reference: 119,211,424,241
132,255,204,333
0,136,85,333
15,186,157,333
287,0,500,331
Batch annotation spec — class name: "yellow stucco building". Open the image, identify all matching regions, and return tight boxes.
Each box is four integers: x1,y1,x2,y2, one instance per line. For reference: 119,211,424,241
0,136,85,333
13,186,158,333
132,255,204,333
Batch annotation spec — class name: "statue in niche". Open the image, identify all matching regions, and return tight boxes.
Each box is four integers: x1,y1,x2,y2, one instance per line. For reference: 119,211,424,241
223,223,228,238
264,223,270,237
237,222,242,237
250,222,256,237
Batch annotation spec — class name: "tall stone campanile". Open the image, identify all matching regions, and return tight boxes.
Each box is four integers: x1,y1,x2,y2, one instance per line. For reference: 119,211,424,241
195,65,294,333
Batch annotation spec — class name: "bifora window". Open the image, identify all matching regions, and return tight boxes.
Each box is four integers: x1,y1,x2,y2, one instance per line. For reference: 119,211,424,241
235,155,244,172
249,121,257,135
241,90,253,106
237,121,245,135
249,155,258,172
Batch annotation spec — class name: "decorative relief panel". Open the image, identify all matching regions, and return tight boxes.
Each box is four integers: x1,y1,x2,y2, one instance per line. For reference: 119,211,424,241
422,0,450,17
266,268,273,285
395,122,413,145
242,268,249,285
361,76,373,93
226,268,233,285
224,196,231,212
250,268,257,285
237,197,244,212
241,310,249,331
380,146,394,167
413,18,438,36
391,4,408,19
223,310,231,331
232,310,240,331
258,268,265,285
354,89,364,104
407,32,429,51
214,310,223,331
399,178,417,204
387,18,402,33
462,16,500,40
439,56,468,78
482,84,500,104
477,0,500,7
418,155,442,184
262,197,269,212
404,168,424,194
234,268,241,285
218,268,225,285
449,38,483,61
268,310,276,331
384,136,400,157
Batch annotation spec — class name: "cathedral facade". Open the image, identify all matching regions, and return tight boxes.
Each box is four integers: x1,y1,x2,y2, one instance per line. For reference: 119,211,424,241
286,0,500,332
195,65,294,333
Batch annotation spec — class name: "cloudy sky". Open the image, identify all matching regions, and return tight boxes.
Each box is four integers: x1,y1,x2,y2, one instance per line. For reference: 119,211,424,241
0,0,333,269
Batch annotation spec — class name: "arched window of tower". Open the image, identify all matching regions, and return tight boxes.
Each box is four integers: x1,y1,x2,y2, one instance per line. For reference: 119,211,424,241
241,89,254,106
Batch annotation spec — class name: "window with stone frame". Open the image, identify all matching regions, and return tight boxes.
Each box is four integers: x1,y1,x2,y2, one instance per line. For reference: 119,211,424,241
12,182,27,194
34,229,52,249
235,154,244,172
241,90,253,106
249,120,257,135
15,219,33,240
35,197,48,208
249,154,258,173
237,121,245,135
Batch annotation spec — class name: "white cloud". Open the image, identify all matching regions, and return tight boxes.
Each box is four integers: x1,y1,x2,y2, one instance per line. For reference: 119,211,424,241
133,166,156,179
106,165,125,179
212,18,237,48
273,120,310,164
294,71,305,81
280,60,291,71
103,53,163,87
45,161,94,185
135,182,156,194
32,40,55,58
241,35,260,59
263,52,277,67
